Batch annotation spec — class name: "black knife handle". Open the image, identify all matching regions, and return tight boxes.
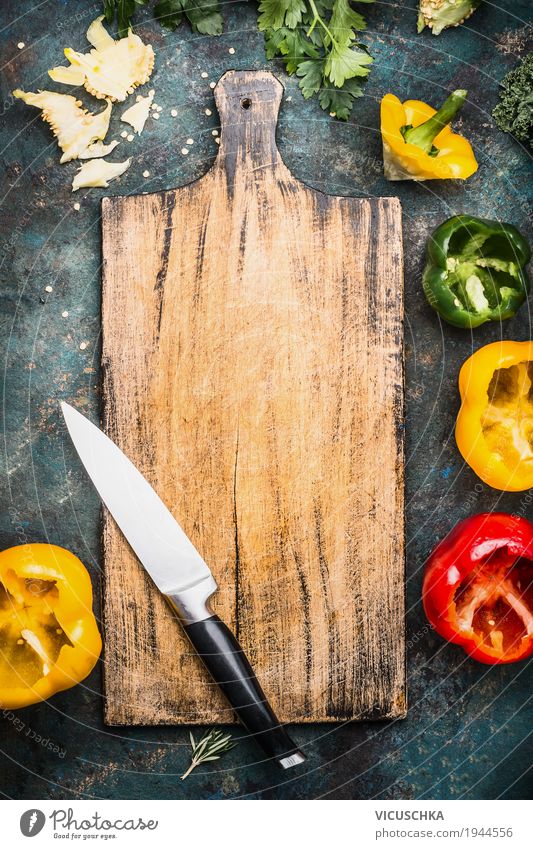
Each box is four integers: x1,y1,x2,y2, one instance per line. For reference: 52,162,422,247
184,615,306,769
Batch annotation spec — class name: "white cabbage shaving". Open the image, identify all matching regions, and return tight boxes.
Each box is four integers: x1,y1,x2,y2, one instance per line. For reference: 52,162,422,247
13,89,112,163
121,89,154,135
72,158,131,192
49,16,155,103
79,139,120,159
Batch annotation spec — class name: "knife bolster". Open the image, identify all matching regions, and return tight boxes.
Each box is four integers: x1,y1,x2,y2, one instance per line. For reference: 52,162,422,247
166,574,218,625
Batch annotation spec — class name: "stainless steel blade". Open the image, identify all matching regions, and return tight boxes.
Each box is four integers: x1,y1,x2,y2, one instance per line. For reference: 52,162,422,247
61,402,213,596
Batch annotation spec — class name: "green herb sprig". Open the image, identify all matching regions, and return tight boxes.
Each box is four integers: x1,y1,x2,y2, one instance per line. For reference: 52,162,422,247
102,0,374,120
180,729,236,780
260,0,373,120
104,0,224,37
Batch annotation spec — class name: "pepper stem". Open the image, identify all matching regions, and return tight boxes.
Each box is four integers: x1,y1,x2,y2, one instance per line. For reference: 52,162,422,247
403,89,467,153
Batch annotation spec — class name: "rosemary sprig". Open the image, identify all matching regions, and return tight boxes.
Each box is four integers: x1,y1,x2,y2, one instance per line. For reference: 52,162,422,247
180,729,236,780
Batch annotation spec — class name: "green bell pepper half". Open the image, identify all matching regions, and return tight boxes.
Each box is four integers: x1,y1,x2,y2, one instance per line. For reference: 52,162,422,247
422,215,531,329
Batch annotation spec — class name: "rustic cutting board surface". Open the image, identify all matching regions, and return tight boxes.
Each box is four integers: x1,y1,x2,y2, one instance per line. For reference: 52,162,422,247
101,70,405,725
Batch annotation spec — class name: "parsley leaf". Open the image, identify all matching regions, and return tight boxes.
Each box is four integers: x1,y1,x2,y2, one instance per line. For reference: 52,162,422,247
296,59,325,99
324,42,372,87
329,0,367,44
319,77,364,120
258,0,307,31
264,26,288,59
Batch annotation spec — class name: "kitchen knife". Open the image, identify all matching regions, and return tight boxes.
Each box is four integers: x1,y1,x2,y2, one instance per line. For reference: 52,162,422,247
61,402,305,769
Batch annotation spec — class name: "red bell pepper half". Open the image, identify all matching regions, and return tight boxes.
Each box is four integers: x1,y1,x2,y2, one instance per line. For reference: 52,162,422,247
423,512,533,664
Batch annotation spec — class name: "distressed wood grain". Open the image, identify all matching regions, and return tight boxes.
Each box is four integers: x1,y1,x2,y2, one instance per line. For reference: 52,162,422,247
101,70,405,725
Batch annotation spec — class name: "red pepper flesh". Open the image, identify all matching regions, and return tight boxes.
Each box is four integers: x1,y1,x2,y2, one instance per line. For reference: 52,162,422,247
423,513,533,664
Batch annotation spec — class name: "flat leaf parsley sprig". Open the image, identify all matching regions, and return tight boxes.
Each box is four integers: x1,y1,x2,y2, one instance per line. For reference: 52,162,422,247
103,0,374,119
260,0,373,119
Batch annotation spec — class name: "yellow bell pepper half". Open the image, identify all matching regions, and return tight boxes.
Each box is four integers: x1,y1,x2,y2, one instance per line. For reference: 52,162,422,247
380,91,478,181
0,544,101,709
456,341,533,492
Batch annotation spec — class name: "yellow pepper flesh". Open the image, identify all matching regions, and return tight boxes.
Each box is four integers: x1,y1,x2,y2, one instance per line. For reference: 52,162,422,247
0,544,101,709
380,93,478,181
456,341,533,492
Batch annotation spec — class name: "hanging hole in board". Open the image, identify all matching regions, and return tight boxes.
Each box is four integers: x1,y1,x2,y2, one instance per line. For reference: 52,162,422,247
241,98,252,110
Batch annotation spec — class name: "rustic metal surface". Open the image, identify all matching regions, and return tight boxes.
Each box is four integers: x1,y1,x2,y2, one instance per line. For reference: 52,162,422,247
0,1,531,799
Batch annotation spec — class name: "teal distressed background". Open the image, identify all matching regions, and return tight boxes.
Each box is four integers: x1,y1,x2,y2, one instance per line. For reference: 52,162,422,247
0,0,531,799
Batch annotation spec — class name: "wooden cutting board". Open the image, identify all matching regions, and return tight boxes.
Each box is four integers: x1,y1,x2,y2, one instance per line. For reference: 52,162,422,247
101,70,405,725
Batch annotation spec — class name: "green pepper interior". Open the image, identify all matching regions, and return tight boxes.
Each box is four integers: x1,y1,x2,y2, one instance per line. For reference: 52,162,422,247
444,230,523,316
0,572,72,688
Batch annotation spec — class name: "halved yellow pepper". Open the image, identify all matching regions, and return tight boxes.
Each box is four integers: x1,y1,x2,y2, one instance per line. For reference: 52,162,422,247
456,341,533,491
380,90,478,181
0,544,101,709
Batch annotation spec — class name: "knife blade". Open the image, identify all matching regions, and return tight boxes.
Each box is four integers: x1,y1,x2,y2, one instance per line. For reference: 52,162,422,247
61,402,305,769
61,402,213,597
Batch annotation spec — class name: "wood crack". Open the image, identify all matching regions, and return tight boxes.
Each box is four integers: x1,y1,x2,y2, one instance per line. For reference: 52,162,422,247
155,194,176,337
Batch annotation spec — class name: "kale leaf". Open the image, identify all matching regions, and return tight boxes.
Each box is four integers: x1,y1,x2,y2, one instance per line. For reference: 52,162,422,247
492,53,533,150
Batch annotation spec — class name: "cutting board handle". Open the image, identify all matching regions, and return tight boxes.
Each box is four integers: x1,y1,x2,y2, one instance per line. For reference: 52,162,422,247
213,70,284,176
